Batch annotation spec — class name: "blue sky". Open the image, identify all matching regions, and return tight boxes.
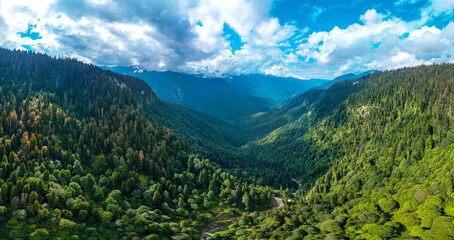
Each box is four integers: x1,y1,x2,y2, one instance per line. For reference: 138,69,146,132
0,0,453,79
272,0,428,31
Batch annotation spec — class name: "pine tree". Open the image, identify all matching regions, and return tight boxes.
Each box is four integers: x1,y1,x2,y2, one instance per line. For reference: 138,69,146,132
153,191,162,207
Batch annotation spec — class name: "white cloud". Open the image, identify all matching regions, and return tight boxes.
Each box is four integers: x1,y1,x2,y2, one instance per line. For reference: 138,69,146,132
441,22,454,40
424,0,454,16
295,8,454,76
408,26,441,39
0,0,301,78
417,0,454,24
391,52,424,67
360,9,385,25
0,1,453,80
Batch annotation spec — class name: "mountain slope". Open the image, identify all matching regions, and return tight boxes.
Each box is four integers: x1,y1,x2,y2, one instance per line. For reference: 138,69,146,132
0,49,272,239
97,68,250,168
141,99,247,166
105,67,329,121
310,70,379,91
238,72,377,143
277,71,378,106
105,67,275,121
213,64,454,239
224,74,328,104
240,89,324,140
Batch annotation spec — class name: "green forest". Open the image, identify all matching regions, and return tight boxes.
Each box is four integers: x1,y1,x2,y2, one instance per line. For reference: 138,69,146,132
0,49,272,239
212,64,454,239
1,48,454,240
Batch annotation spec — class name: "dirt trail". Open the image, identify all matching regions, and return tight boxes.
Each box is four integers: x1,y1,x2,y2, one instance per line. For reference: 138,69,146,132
201,197,284,239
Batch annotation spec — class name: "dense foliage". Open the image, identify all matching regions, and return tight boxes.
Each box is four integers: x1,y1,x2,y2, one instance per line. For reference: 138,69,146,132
0,49,272,239
3,48,454,240
143,95,296,191
214,64,454,239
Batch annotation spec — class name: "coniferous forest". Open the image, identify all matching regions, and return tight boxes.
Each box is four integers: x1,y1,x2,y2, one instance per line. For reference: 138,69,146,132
3,0,454,239
212,64,454,239
1,48,454,240
0,49,271,239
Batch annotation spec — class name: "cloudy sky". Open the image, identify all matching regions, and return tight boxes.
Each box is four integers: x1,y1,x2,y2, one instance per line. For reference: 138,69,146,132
0,0,453,79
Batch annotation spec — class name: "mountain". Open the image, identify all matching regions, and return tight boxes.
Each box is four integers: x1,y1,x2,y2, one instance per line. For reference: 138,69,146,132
278,71,378,106
0,48,272,239
240,71,379,141
311,70,379,91
224,74,329,105
240,89,324,140
76,69,248,173
4,48,454,240
104,67,328,121
213,64,454,239
104,67,275,121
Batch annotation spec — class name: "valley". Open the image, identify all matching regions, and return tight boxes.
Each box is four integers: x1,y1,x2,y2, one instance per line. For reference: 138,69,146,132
209,64,454,239
130,62,454,239
0,49,274,239
104,66,331,121
0,49,453,240
2,0,453,239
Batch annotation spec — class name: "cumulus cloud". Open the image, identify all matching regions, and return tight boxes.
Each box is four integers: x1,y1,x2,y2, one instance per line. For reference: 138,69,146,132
0,0,453,79
0,0,300,78
360,9,386,25
295,7,454,77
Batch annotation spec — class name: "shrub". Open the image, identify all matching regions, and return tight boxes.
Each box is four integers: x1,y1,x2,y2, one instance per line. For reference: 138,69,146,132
432,216,454,228
402,199,420,212
145,234,159,240
29,228,50,240
101,211,113,225
423,195,444,210
295,225,319,235
0,206,6,215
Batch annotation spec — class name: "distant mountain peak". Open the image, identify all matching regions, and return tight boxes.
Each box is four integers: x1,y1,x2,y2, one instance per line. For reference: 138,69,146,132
132,65,145,74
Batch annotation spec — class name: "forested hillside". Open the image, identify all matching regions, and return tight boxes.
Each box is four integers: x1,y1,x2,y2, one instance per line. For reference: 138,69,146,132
104,67,275,121
105,67,329,121
224,74,328,105
3,48,454,240
308,70,379,91
0,49,272,239
213,64,454,239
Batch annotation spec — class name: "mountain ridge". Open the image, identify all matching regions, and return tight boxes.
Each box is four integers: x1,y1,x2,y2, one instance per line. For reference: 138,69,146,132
0,48,272,239
3,47,454,240
104,66,329,121
213,63,454,239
